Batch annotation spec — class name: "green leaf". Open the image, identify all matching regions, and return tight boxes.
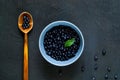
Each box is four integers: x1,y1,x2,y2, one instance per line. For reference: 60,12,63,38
64,38,75,47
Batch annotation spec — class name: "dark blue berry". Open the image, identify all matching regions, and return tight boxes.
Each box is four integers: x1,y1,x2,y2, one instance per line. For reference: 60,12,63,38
94,63,98,70
24,19,29,24
105,74,108,79
47,52,51,55
23,15,27,19
94,55,98,61
81,66,85,72
102,49,106,56
60,46,64,50
114,74,118,80
92,76,96,80
26,17,29,21
107,66,111,72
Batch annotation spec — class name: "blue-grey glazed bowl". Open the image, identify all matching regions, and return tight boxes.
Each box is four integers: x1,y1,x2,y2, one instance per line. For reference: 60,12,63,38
39,21,84,66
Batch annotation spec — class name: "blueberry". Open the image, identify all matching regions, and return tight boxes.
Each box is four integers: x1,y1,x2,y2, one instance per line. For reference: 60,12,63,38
48,41,51,44
44,46,47,50
57,37,60,40
61,29,64,32
107,66,111,72
26,24,30,27
52,30,56,34
60,46,64,50
26,17,30,21
73,45,78,50
57,51,61,56
63,48,66,52
52,51,56,54
105,74,108,79
47,52,51,55
24,23,28,28
81,66,85,72
67,54,72,58
24,19,30,24
60,57,64,61
102,49,106,56
94,63,98,70
23,15,27,19
94,55,98,61
55,46,58,49
53,44,56,48
114,74,118,80
71,51,75,55
67,51,71,55
47,45,50,48
22,24,26,29
22,22,29,29
92,76,96,80
51,54,54,58
64,55,68,60
50,35,53,38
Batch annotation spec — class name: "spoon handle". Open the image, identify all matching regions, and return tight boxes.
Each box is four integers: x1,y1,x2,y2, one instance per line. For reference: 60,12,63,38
24,33,28,80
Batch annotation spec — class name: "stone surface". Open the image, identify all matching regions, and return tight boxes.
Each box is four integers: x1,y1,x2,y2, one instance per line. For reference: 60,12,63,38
0,0,120,80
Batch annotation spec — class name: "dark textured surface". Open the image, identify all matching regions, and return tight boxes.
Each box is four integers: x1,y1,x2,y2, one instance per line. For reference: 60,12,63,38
0,0,120,80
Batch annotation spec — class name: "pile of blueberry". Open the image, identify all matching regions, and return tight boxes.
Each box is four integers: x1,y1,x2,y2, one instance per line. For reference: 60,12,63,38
44,25,80,61
22,15,30,29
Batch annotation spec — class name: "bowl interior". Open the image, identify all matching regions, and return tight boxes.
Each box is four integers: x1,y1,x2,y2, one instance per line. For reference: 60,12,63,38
39,21,84,66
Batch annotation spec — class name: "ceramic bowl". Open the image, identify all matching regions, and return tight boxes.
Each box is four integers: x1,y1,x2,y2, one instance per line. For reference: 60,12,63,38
39,21,84,66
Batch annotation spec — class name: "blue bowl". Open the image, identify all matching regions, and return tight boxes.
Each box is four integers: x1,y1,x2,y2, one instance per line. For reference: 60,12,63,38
39,21,84,66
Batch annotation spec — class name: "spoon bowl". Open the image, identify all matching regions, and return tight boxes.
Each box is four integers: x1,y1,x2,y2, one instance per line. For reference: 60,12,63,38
18,12,33,33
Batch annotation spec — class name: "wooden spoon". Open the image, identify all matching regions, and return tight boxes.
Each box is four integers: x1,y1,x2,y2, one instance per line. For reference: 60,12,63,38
18,12,33,80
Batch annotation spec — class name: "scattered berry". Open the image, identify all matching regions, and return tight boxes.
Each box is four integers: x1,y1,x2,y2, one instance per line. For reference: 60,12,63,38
105,74,108,79
81,66,85,72
102,49,106,56
94,63,98,70
114,74,118,80
94,55,98,61
107,66,111,72
92,76,96,80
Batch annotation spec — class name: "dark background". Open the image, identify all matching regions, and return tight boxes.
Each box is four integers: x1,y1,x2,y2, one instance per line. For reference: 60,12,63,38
0,0,120,80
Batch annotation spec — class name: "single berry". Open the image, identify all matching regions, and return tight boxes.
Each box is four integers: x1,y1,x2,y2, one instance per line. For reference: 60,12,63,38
114,74,118,80
94,55,98,61
92,76,96,80
107,66,111,72
26,17,30,21
102,49,106,56
23,15,27,19
105,74,108,79
47,52,51,55
81,66,85,72
94,63,98,70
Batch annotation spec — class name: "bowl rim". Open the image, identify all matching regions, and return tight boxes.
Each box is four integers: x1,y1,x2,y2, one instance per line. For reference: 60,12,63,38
39,21,84,66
